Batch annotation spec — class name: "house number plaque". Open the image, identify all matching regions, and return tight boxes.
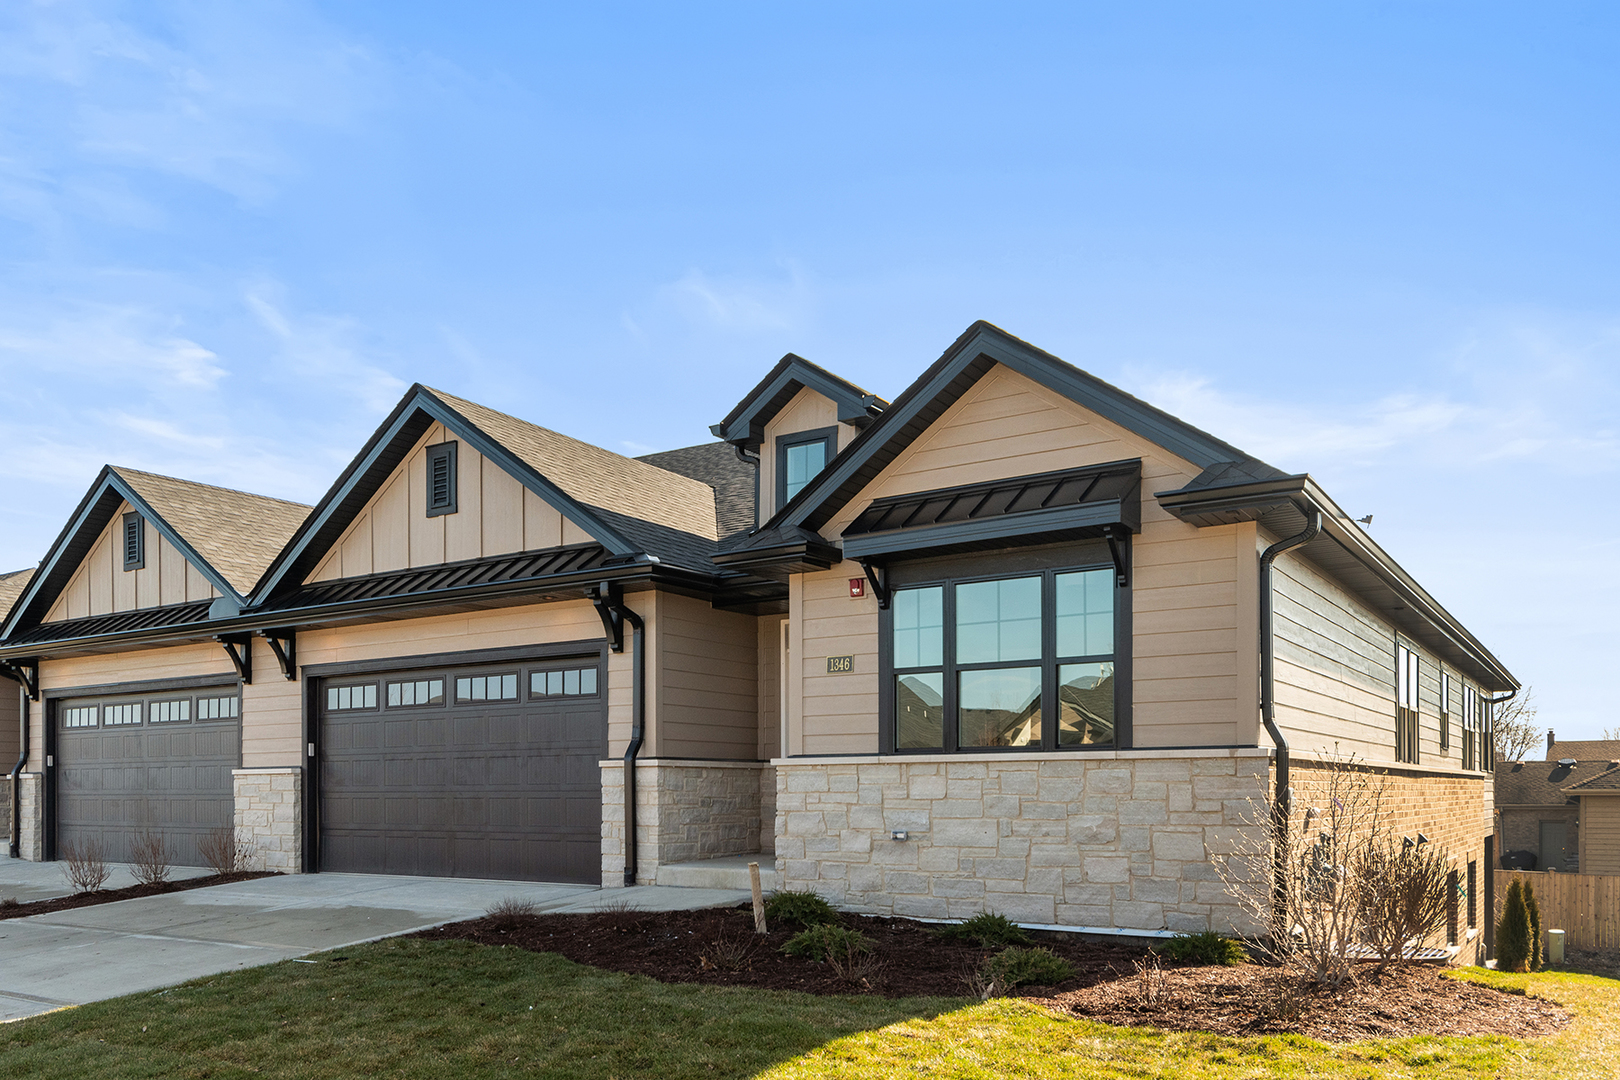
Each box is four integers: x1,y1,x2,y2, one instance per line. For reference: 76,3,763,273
826,655,854,673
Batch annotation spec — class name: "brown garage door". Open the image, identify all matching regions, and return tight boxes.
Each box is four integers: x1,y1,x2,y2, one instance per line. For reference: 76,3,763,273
56,689,241,866
319,658,605,883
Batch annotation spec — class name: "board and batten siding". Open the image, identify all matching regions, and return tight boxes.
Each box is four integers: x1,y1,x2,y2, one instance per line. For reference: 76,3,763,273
305,421,595,584
757,614,785,760
758,387,860,519
1582,797,1620,876
1271,545,1487,767
650,591,759,760
792,362,1256,753
43,500,219,623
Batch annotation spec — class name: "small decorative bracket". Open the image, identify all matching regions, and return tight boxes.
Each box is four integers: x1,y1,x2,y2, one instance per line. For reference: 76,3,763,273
1104,525,1131,589
590,582,625,653
259,629,297,681
858,559,891,610
216,635,253,685
0,658,39,700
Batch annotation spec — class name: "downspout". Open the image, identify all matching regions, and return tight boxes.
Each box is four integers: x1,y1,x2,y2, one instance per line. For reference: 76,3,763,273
592,585,647,888
733,444,761,531
1485,689,1517,769
3,667,33,860
1258,501,1321,933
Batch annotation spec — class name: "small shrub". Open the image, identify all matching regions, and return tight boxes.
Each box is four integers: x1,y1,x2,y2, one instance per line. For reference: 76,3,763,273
129,829,173,887
765,890,837,927
699,929,758,972
485,896,538,928
980,946,1074,989
1,897,21,910
782,923,871,963
1496,875,1533,973
61,838,111,893
1154,931,1247,966
1353,838,1451,970
198,827,257,875
1131,953,1167,1005
1524,879,1544,972
936,911,1032,949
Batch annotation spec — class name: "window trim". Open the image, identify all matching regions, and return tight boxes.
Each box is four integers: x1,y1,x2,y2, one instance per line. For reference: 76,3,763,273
1439,668,1451,753
877,548,1132,754
122,511,145,571
426,440,459,517
1395,641,1420,764
775,426,838,511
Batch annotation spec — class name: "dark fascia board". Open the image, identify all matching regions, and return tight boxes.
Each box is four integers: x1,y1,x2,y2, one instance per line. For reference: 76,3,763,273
2,467,247,640
0,559,707,663
1155,473,1519,692
710,537,842,580
767,321,1276,538
250,385,640,604
711,353,886,448
843,500,1138,561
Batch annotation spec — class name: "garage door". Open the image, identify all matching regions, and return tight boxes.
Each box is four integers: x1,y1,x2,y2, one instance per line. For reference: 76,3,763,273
56,689,241,866
319,658,605,883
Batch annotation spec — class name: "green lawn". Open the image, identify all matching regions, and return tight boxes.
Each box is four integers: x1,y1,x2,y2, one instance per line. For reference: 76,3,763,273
1,939,1614,1080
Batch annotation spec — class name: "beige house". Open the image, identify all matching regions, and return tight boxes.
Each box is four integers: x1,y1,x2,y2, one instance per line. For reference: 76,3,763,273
1,322,1515,953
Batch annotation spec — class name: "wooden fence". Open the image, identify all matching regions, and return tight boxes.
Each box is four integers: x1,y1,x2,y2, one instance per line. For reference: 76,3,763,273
1495,869,1620,951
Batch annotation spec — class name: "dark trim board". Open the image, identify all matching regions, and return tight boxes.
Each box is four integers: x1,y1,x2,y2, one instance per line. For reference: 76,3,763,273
300,639,609,680
42,673,241,700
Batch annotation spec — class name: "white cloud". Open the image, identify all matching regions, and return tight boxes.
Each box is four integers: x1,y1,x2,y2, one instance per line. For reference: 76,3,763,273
0,302,227,388
654,262,815,334
245,285,406,412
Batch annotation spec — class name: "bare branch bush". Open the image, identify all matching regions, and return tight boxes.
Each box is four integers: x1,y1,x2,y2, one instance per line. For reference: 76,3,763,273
61,838,112,893
1211,751,1388,989
1353,836,1451,972
698,927,758,973
129,829,173,886
484,896,538,928
197,827,257,875
1131,953,1167,1007
1492,688,1542,763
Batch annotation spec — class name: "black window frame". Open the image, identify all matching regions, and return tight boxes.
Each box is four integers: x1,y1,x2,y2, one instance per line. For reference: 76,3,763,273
426,440,459,517
1439,668,1451,754
122,511,145,571
775,426,837,511
877,545,1131,755
1395,641,1420,764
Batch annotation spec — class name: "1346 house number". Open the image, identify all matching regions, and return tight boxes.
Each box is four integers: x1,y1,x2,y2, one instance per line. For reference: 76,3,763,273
826,655,854,673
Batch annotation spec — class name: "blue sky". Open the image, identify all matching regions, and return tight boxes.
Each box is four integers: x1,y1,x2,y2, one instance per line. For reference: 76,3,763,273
1,2,1615,737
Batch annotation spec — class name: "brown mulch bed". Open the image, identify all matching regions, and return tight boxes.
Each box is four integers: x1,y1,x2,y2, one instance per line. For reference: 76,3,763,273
411,904,1569,1042
0,871,279,920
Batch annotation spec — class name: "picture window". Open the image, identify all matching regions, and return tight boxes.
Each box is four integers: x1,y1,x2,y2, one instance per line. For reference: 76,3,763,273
776,428,837,509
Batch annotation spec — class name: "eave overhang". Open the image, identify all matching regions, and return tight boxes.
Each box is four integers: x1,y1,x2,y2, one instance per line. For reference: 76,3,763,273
711,530,842,580
1155,474,1518,692
841,459,1142,561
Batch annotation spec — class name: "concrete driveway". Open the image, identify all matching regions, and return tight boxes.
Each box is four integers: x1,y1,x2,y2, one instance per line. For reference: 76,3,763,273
0,859,750,1022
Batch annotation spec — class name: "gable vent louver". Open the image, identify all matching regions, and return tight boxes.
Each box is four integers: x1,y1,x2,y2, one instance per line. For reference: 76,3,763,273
426,441,459,517
122,511,145,571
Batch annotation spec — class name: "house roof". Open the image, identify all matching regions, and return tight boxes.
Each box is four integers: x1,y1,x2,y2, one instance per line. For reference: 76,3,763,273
1495,759,1588,806
1547,740,1620,762
112,468,310,595
1563,762,1620,793
636,441,756,539
0,568,35,622
712,353,887,450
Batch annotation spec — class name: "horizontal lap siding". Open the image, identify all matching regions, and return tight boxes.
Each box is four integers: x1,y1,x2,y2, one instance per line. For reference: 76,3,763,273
45,504,217,623
653,592,758,760
1584,798,1620,875
36,644,239,763
759,387,856,518
801,363,1250,753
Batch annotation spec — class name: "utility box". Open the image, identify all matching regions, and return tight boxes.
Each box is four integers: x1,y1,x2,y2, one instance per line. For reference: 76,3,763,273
1547,928,1566,966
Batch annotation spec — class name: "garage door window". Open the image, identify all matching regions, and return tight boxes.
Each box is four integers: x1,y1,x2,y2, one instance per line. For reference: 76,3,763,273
387,679,445,707
63,705,98,728
151,700,191,723
197,695,240,719
456,673,517,702
104,703,141,726
531,667,598,697
327,684,378,711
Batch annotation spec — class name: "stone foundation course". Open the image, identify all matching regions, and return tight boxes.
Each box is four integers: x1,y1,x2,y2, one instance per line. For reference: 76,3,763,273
774,750,1271,933
600,759,768,886
232,767,302,873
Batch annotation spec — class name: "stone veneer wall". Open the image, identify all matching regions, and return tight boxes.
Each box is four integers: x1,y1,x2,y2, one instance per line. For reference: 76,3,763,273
233,767,302,873
14,772,42,861
760,765,777,856
600,759,767,886
774,750,1271,932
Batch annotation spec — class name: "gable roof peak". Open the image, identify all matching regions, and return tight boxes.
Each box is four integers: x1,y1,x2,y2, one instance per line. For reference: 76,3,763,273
712,352,887,449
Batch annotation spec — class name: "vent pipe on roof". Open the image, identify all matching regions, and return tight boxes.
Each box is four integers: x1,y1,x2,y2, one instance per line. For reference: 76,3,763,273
1258,501,1321,936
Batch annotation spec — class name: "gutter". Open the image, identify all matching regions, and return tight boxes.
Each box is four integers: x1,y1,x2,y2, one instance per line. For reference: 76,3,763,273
591,584,646,887
1258,500,1321,932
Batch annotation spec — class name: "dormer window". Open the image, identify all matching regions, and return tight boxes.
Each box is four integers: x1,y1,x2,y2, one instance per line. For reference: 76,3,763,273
426,441,458,517
122,512,145,571
777,427,837,509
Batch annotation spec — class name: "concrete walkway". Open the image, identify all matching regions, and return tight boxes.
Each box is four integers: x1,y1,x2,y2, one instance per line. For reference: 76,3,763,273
0,858,752,1023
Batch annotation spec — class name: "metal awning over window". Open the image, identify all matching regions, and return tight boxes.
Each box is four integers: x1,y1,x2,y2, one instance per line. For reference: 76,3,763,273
841,459,1141,560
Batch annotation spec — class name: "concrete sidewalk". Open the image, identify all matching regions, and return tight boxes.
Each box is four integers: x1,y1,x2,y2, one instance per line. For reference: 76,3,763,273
0,862,751,1022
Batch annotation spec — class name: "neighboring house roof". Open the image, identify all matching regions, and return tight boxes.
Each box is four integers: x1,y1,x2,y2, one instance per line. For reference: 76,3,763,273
1563,762,1620,794
712,353,887,450
1547,740,1620,762
1496,759,1587,806
1,465,312,640
0,568,35,622
636,441,757,539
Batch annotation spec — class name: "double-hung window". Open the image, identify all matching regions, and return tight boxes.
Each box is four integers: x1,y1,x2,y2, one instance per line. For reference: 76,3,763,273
1439,670,1451,754
1462,685,1478,770
1395,643,1420,763
886,564,1118,752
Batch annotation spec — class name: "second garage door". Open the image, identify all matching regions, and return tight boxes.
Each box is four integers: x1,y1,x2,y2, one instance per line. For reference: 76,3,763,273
319,657,606,883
